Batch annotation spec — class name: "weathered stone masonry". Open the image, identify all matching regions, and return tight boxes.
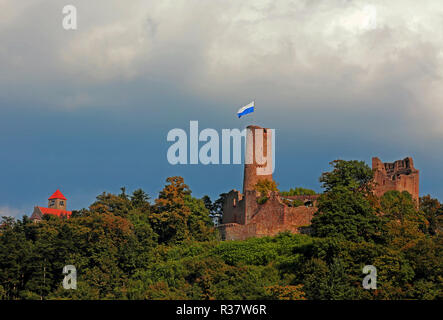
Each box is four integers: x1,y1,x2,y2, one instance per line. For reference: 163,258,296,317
217,125,420,241
218,125,316,240
372,157,419,203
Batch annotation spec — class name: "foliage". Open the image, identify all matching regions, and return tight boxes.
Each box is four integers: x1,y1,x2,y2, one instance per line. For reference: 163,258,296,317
280,187,315,207
312,160,385,243
381,191,417,221
312,186,386,243
202,193,227,225
280,187,316,196
254,179,279,195
420,195,443,235
150,176,214,244
254,179,279,204
265,284,306,300
319,159,374,194
282,198,305,207
257,196,268,205
0,166,441,300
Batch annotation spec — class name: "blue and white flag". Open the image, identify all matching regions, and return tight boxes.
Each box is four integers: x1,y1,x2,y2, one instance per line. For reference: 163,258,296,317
237,101,254,118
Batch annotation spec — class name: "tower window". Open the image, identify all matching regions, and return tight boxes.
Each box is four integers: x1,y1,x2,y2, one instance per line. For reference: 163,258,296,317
60,201,64,206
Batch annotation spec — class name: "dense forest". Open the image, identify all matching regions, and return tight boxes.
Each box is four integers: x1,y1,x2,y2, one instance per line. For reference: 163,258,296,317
0,160,442,300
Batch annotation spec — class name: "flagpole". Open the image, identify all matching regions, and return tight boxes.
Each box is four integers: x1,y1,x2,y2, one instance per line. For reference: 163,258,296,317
253,99,255,126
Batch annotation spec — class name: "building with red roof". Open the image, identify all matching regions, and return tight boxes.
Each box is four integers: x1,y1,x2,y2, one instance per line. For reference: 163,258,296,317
30,189,72,221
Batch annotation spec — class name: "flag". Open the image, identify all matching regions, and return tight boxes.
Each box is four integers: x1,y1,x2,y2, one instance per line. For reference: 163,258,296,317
237,101,255,118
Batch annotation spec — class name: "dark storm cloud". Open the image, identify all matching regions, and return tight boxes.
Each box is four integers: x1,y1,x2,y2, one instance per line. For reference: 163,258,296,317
1,0,442,215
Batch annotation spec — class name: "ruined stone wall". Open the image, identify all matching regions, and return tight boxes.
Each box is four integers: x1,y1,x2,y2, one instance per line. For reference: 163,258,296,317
217,223,258,241
372,157,419,203
244,190,259,223
219,154,420,241
222,190,246,224
284,206,316,227
218,192,317,241
248,192,285,230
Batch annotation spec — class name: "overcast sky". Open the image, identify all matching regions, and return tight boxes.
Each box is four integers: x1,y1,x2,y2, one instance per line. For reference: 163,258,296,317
1,0,443,218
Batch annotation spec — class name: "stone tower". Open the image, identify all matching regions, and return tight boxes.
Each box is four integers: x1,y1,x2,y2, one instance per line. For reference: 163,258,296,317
243,125,274,194
372,157,419,203
48,189,67,210
218,124,317,240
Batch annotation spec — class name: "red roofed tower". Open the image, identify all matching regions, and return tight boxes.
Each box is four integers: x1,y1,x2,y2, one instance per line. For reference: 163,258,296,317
30,190,72,221
48,189,67,210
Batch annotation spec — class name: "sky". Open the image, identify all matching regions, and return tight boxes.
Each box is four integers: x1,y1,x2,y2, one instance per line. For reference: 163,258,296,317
1,0,443,218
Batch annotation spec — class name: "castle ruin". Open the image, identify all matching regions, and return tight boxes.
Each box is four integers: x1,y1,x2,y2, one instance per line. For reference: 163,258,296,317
217,125,420,241
217,125,316,240
372,157,419,203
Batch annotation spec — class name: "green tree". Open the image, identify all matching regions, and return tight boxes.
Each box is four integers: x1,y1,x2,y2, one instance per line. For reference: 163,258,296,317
89,191,133,217
303,257,354,300
311,160,385,243
254,179,279,195
420,195,443,235
320,159,374,194
280,187,316,196
185,196,216,242
154,179,215,243
381,190,417,221
151,177,198,244
202,195,213,213
131,189,151,210
254,179,279,204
